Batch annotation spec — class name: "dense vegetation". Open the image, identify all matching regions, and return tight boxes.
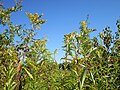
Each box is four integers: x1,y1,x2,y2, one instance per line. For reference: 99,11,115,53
0,1,120,90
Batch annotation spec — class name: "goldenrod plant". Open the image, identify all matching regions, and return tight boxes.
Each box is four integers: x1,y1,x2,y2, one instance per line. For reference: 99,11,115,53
0,0,120,90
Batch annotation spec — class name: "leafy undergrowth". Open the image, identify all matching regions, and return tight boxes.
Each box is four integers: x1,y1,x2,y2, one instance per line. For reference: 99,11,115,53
0,1,120,90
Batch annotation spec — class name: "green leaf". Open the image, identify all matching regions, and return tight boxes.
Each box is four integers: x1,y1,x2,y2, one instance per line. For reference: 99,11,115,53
23,67,34,79
8,72,16,86
72,69,78,76
90,71,95,85
80,67,87,89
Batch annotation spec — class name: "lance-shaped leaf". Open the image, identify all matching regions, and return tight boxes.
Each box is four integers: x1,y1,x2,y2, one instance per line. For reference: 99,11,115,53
23,67,34,79
90,71,95,85
80,67,87,90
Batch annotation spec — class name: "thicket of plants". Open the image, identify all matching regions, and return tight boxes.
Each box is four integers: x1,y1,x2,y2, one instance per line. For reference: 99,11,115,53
0,1,120,90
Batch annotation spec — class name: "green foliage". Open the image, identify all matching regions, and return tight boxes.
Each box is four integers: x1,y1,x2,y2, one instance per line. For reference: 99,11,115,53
0,0,22,25
0,1,120,90
62,21,120,90
26,12,46,29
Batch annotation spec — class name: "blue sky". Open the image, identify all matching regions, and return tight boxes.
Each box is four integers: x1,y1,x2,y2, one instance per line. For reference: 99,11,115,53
2,0,120,62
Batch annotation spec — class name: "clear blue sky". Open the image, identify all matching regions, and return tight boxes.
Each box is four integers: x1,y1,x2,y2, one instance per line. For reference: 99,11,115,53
2,0,120,62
